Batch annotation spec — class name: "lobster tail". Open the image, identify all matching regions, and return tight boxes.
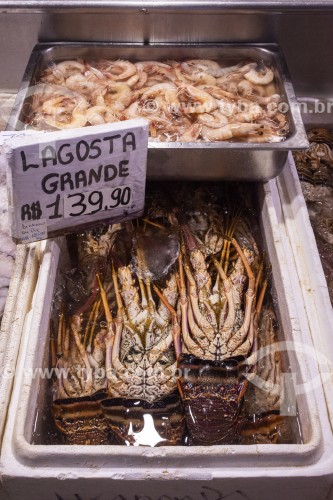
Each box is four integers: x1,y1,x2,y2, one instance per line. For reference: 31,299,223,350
52,390,113,445
178,354,247,445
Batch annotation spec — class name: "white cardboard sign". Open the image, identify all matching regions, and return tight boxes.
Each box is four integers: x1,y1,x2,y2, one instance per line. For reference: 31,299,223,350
5,119,149,243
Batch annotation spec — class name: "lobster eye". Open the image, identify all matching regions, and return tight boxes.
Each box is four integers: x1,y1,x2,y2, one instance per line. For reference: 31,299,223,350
159,356,169,365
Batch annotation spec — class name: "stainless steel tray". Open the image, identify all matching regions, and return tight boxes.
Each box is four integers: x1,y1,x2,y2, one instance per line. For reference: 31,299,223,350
7,42,309,180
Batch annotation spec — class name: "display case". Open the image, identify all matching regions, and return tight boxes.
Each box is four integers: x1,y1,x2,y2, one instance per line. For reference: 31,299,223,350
1,2,333,500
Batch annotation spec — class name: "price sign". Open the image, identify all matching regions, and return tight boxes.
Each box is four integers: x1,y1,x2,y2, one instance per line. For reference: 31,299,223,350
5,119,149,243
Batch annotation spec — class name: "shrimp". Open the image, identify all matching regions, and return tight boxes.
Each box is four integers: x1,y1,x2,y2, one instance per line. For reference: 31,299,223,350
145,75,166,86
102,82,132,111
259,113,289,136
217,79,239,95
184,59,221,74
124,73,140,87
104,60,137,81
216,62,256,80
177,83,218,114
86,106,117,125
232,103,264,123
244,133,284,143
44,101,88,129
54,60,86,78
266,103,289,133
238,79,280,105
184,59,246,78
216,99,237,118
123,101,141,120
201,123,264,141
179,123,202,142
41,96,69,115
33,57,287,143
140,83,179,114
41,68,66,85
140,82,177,100
179,63,217,85
244,65,274,85
135,61,171,73
238,79,255,97
197,85,236,101
134,70,148,89
66,74,103,95
197,110,229,128
263,83,278,97
85,64,106,81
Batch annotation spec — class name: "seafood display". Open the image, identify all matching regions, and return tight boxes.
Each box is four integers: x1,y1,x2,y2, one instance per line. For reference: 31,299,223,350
48,183,298,446
27,58,289,143
293,128,333,304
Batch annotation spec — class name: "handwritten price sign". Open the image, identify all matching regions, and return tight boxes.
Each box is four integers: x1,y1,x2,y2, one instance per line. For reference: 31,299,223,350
5,119,148,243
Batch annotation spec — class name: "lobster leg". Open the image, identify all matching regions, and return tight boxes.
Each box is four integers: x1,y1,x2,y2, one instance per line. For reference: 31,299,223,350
177,254,205,358
226,240,256,354
153,283,182,360
212,256,235,342
70,315,93,395
110,266,127,376
183,258,215,339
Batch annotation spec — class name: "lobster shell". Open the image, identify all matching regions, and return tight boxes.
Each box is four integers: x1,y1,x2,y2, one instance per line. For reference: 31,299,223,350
52,390,114,445
101,392,185,446
178,354,248,445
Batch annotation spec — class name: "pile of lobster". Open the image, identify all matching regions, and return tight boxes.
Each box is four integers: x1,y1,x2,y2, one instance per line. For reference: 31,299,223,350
51,184,290,446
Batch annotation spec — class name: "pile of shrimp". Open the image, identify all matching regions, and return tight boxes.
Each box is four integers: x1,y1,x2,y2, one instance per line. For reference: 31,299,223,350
29,58,289,142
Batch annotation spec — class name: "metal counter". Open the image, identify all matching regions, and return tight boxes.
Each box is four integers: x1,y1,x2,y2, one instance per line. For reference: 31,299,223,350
0,3,333,99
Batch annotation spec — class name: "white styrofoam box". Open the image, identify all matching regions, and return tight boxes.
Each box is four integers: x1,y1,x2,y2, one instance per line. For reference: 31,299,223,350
277,154,333,429
0,242,44,499
1,181,333,500
0,244,42,438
